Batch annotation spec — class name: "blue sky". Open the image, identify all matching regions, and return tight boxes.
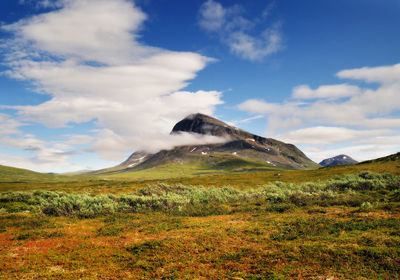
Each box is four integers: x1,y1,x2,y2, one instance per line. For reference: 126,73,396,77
0,0,399,172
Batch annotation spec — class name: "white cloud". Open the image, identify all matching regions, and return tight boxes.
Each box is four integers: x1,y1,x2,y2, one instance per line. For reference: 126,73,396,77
292,84,362,100
337,63,400,84
198,0,283,61
1,0,225,171
238,63,400,161
238,64,400,132
354,135,400,145
279,126,392,145
7,0,149,64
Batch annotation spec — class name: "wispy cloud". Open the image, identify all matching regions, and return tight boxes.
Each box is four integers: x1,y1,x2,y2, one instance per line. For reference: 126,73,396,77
198,0,283,61
0,112,86,171
228,114,264,126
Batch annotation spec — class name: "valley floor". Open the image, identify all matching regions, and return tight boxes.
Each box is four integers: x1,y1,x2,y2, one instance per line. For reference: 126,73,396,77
0,159,399,279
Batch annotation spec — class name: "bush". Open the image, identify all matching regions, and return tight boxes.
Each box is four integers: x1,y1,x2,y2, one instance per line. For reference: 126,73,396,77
42,193,118,218
325,172,400,191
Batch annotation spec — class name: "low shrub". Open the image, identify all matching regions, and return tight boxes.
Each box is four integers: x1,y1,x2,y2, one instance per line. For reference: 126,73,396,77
0,201,32,213
0,172,398,218
42,193,118,218
325,172,400,191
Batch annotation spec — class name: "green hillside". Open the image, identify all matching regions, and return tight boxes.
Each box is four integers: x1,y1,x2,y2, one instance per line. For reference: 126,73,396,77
102,153,286,180
0,164,58,182
360,152,400,164
0,164,102,193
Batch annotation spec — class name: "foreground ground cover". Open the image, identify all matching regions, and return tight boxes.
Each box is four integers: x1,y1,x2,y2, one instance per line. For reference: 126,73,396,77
0,172,399,279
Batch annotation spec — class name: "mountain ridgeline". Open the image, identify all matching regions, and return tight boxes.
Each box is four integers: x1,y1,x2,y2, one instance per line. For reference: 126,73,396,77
114,113,319,173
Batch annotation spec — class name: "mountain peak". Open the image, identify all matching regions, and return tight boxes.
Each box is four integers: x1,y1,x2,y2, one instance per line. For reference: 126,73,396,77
171,113,262,143
171,113,235,137
319,154,358,167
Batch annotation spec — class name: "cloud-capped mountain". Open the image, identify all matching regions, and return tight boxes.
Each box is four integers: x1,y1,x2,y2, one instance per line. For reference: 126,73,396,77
99,113,319,174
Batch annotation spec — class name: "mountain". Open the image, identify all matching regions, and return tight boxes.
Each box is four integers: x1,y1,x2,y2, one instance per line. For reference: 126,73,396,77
319,154,358,167
103,113,319,175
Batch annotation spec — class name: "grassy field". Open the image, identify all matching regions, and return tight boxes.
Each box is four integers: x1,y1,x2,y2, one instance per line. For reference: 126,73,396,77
0,156,399,279
1,155,399,194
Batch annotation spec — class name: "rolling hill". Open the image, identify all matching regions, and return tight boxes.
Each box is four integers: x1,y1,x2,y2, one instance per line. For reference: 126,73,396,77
360,152,400,164
0,164,57,182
